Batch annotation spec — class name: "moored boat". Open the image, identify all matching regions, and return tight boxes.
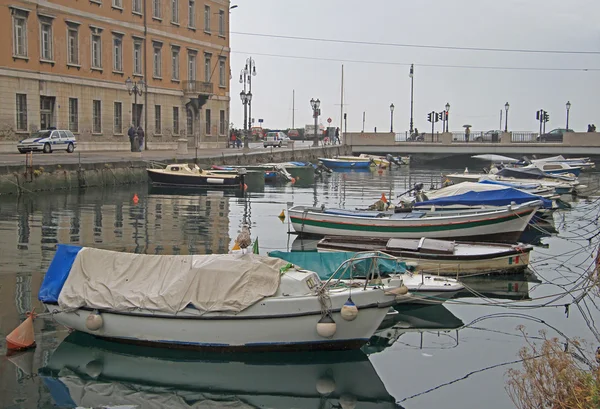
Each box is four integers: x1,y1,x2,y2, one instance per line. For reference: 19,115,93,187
288,200,542,242
147,163,243,188
39,245,400,352
318,156,373,169
316,236,532,275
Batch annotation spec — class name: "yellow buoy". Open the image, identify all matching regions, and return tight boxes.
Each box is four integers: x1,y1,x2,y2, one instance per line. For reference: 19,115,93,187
232,241,241,251
278,210,285,219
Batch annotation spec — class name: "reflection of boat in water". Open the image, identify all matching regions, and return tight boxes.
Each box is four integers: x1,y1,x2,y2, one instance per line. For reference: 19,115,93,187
364,304,464,354
454,272,540,301
148,184,245,197
291,235,320,252
41,332,401,409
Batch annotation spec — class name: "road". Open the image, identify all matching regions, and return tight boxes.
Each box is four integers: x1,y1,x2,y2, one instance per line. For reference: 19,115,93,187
0,141,322,166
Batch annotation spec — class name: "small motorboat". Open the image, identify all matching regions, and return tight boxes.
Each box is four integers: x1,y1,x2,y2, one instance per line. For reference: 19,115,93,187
268,250,464,304
147,163,244,188
316,236,533,275
39,245,401,352
524,161,581,177
318,156,373,169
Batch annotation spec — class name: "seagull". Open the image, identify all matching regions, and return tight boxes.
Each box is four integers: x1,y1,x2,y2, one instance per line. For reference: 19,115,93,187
236,224,252,254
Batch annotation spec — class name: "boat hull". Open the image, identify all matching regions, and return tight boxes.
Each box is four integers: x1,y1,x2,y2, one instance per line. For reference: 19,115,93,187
147,169,241,188
43,287,394,352
289,203,540,243
317,238,531,275
318,158,372,169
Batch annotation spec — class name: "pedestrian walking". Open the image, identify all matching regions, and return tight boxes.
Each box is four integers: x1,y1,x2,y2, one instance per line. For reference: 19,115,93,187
465,127,470,143
335,127,341,144
137,126,145,151
127,125,136,152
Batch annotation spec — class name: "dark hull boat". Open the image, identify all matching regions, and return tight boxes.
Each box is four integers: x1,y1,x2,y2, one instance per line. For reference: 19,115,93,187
147,164,243,188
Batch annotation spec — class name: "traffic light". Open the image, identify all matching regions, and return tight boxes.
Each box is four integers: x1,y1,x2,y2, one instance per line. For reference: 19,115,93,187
445,111,449,119
427,112,432,122
543,112,549,123
536,110,540,120
434,112,439,122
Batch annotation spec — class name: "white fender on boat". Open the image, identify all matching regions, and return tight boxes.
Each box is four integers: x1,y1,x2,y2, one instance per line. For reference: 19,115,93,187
339,394,358,409
85,360,103,378
340,297,358,321
85,313,103,331
316,315,337,338
316,376,336,395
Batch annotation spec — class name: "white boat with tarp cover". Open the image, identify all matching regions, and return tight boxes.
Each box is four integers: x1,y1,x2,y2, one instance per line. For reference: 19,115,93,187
39,245,401,351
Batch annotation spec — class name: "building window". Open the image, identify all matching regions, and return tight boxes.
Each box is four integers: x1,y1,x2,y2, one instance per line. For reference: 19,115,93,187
218,9,224,36
188,0,195,28
92,100,102,133
12,11,28,58
91,34,102,69
188,52,196,81
153,0,162,19
219,58,226,87
133,0,142,14
186,109,193,135
16,94,27,131
155,105,162,134
40,22,53,61
153,44,162,78
171,47,180,80
204,5,210,32
205,109,211,135
113,0,123,8
173,107,179,135
114,102,123,134
171,0,179,23
68,98,78,132
67,27,79,65
219,110,225,135
113,36,123,72
204,53,211,82
133,41,142,75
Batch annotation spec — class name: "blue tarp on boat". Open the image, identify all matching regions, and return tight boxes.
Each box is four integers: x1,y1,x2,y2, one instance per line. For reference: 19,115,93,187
42,377,76,408
416,188,552,209
268,251,407,280
38,244,82,303
478,179,541,190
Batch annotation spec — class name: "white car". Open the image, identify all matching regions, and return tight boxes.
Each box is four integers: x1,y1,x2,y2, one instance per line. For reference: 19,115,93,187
263,131,289,148
17,129,78,154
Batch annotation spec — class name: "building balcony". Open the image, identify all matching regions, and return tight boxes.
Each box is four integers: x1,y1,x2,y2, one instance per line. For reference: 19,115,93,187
183,81,213,96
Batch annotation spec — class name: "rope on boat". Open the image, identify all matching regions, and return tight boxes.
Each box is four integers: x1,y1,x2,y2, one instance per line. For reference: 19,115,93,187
316,283,333,318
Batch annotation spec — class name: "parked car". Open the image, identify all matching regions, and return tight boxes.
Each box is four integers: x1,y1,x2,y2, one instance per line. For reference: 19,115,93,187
536,128,573,143
474,130,502,142
17,129,77,153
287,129,301,140
263,131,289,148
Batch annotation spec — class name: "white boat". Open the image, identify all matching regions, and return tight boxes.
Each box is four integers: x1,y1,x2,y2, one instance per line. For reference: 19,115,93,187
288,200,542,242
41,332,398,409
40,245,400,351
316,236,533,275
523,162,581,176
530,155,595,171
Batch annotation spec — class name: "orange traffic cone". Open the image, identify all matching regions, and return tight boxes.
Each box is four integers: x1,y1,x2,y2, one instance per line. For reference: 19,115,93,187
381,193,388,203
6,311,36,352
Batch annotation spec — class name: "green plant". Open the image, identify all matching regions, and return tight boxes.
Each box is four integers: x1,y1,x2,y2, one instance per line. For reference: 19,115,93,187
506,327,600,409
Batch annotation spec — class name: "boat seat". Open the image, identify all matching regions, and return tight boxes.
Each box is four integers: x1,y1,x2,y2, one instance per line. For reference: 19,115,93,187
387,237,455,254
323,209,385,218
389,211,426,219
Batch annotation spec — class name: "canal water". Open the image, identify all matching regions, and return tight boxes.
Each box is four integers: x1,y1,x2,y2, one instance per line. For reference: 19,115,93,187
1,162,599,409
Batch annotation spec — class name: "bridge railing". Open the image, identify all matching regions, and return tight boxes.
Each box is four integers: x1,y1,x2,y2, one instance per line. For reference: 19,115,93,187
511,132,538,143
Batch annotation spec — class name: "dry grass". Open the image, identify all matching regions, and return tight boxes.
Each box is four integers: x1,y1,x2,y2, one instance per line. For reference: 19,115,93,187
506,327,600,409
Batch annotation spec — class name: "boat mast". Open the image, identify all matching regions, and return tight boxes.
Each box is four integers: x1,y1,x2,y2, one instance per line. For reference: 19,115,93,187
340,65,344,134
292,89,295,129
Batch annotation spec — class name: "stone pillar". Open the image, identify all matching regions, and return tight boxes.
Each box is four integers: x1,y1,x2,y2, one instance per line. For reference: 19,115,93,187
501,132,512,144
441,132,453,145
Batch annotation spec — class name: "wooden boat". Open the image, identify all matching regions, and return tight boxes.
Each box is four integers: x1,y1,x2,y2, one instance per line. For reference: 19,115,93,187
316,236,532,275
288,200,542,242
318,156,373,169
40,245,400,351
147,164,243,188
41,332,398,409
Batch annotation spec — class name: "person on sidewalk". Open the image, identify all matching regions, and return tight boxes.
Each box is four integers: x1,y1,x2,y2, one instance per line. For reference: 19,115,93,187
335,127,341,144
137,126,145,152
465,127,470,143
127,125,136,152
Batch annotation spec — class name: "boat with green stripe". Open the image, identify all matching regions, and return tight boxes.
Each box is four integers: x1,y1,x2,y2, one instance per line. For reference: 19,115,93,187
288,200,542,243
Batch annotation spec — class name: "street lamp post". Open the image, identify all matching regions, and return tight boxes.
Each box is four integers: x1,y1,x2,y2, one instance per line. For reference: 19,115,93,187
409,64,414,135
566,101,571,129
445,102,450,132
310,98,321,147
125,77,146,150
504,102,510,132
240,90,251,148
389,103,395,133
239,58,256,147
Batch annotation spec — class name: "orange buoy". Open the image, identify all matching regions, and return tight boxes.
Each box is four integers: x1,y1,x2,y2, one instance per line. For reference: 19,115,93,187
132,193,139,204
232,241,241,251
381,193,388,203
377,169,383,175
291,177,296,184
6,310,36,351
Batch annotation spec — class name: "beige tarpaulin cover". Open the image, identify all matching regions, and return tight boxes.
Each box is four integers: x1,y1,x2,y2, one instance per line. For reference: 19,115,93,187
58,248,289,314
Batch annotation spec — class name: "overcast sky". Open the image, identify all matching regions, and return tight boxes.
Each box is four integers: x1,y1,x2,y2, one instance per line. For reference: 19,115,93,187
228,0,599,134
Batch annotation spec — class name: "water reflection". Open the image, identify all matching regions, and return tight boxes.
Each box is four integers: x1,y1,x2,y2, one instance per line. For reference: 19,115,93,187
456,272,540,301
40,332,402,409
365,305,464,354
